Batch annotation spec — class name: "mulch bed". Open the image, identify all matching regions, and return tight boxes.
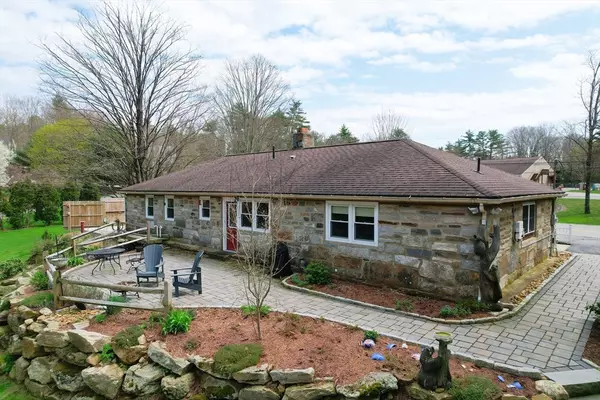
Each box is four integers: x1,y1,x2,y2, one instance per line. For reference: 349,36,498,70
85,308,536,396
584,320,600,366
287,276,490,320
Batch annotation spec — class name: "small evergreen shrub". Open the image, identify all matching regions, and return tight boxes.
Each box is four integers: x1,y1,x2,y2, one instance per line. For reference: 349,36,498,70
449,376,501,400
213,344,264,375
161,309,193,335
67,257,85,267
395,299,414,312
304,262,332,285
439,305,471,318
456,298,490,313
114,325,144,348
240,305,271,317
364,330,379,341
290,274,310,287
148,312,164,328
20,292,53,308
30,270,49,291
106,295,127,316
0,354,15,375
0,259,25,280
95,314,106,323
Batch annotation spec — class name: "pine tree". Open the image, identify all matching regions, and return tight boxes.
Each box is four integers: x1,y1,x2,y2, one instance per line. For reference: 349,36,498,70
286,100,310,130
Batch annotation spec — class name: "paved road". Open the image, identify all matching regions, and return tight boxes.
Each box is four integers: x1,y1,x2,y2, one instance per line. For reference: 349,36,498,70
563,191,600,200
557,223,600,254
67,251,600,373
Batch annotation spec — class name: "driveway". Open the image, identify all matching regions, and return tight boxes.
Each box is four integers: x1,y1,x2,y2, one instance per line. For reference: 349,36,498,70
557,223,600,255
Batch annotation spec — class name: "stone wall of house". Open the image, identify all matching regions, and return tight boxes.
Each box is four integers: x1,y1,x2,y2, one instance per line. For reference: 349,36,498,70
125,194,222,249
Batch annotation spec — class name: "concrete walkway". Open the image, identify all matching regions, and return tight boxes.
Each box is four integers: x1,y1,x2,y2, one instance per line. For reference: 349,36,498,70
66,251,600,373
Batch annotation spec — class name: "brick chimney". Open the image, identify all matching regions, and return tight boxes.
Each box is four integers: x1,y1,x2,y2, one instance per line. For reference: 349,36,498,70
292,127,313,149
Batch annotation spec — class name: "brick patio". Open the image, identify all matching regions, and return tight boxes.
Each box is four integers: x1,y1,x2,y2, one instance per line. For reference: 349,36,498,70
65,250,600,372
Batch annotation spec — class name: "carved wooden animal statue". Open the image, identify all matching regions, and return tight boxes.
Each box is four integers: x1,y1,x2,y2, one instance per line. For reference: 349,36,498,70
473,224,503,311
417,345,452,390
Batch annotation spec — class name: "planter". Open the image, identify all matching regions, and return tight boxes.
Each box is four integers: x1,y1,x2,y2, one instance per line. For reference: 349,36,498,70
48,258,68,268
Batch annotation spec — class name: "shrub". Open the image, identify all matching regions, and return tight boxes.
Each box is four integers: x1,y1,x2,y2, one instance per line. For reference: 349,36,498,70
20,292,53,308
290,274,309,287
0,354,15,375
0,301,9,312
106,295,127,316
99,344,115,363
0,259,26,280
161,309,193,335
304,262,332,285
33,184,61,226
148,312,165,327
67,257,85,267
456,298,489,313
395,299,414,312
114,325,144,348
213,344,263,375
30,271,49,291
240,305,271,317
587,301,600,321
364,330,379,341
439,305,471,318
95,314,106,323
449,376,501,400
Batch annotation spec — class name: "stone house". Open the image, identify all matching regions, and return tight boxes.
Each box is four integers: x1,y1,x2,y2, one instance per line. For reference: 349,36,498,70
121,131,562,300
481,156,555,186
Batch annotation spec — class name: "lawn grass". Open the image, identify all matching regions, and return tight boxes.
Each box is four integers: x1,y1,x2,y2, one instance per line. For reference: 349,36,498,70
556,198,600,225
0,376,37,400
0,225,67,262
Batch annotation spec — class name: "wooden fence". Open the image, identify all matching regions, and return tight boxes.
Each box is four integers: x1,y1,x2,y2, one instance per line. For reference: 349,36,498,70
63,198,125,229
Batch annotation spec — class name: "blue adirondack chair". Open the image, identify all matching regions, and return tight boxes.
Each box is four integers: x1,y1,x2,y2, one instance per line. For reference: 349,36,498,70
172,251,203,297
133,244,165,286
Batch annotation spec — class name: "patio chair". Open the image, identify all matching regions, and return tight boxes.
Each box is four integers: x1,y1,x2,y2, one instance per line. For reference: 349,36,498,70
133,244,165,286
172,250,203,297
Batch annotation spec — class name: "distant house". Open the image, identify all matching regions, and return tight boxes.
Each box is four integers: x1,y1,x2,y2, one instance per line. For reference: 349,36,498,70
121,130,562,300
481,156,555,186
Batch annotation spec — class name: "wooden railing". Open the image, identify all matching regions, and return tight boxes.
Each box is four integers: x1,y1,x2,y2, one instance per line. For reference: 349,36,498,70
53,272,172,312
75,227,146,256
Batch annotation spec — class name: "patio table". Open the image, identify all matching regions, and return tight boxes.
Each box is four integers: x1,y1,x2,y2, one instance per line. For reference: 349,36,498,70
88,248,126,275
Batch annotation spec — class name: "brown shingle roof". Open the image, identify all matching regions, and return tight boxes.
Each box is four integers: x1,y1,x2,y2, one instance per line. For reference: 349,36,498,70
122,140,562,199
480,157,541,175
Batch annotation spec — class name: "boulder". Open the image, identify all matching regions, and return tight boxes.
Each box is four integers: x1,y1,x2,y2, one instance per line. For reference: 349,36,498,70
16,305,40,319
233,364,271,385
45,320,60,331
502,395,529,400
17,323,27,337
113,343,147,365
283,380,337,400
6,334,22,355
39,307,53,316
24,378,56,398
56,345,90,367
122,363,165,396
338,372,398,399
8,356,29,382
24,318,33,326
81,364,125,400
68,330,111,353
532,395,553,400
270,368,315,385
52,361,86,392
27,355,59,384
46,390,75,400
22,336,48,359
407,382,452,400
201,374,243,400
535,380,569,400
36,330,70,348
148,341,192,375
188,355,214,373
0,310,8,324
71,391,104,400
26,322,45,335
161,372,196,400
239,385,281,400
87,353,102,366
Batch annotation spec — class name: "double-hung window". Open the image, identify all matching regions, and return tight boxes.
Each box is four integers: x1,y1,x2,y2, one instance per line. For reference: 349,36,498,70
326,202,378,245
145,196,154,219
522,203,536,235
199,197,210,220
165,196,175,221
238,200,270,231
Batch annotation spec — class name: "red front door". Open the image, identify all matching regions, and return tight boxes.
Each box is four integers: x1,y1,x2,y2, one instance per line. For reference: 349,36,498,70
226,201,238,251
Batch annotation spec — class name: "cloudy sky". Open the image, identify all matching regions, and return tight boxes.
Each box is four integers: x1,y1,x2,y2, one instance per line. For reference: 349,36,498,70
2,0,600,147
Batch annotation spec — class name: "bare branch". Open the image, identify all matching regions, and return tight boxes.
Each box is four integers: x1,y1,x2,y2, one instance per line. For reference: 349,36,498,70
367,109,409,141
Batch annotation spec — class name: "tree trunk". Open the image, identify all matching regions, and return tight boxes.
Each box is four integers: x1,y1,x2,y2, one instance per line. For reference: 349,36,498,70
256,308,262,340
585,138,593,214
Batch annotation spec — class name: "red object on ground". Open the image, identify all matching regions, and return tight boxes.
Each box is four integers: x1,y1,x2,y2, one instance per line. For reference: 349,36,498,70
80,221,85,233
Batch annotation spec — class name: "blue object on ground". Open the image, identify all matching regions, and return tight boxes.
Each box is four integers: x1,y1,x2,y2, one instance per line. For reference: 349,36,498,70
371,353,385,361
386,343,396,350
362,339,375,349
497,376,505,383
507,382,523,390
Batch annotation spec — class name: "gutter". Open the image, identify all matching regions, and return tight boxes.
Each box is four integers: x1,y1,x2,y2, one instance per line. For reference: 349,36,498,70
118,190,564,206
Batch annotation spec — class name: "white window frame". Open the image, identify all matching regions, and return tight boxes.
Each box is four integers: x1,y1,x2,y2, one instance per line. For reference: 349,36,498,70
523,202,536,235
164,196,175,221
237,199,270,232
326,201,378,246
199,197,211,221
145,195,154,219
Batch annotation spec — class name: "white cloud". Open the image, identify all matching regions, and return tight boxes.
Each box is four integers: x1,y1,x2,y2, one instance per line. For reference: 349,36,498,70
369,54,456,72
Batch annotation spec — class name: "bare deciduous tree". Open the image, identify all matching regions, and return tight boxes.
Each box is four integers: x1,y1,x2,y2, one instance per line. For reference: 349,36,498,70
214,55,292,154
505,124,562,161
576,51,600,214
367,109,409,141
0,96,45,148
39,2,210,186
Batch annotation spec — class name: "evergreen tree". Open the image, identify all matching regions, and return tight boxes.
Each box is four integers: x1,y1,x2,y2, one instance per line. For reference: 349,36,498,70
286,100,310,130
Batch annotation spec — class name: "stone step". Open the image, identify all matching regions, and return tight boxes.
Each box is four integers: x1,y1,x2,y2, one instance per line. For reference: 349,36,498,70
545,369,600,397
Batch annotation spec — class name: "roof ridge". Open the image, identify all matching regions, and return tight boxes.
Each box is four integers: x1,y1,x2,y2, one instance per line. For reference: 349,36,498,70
404,141,495,198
